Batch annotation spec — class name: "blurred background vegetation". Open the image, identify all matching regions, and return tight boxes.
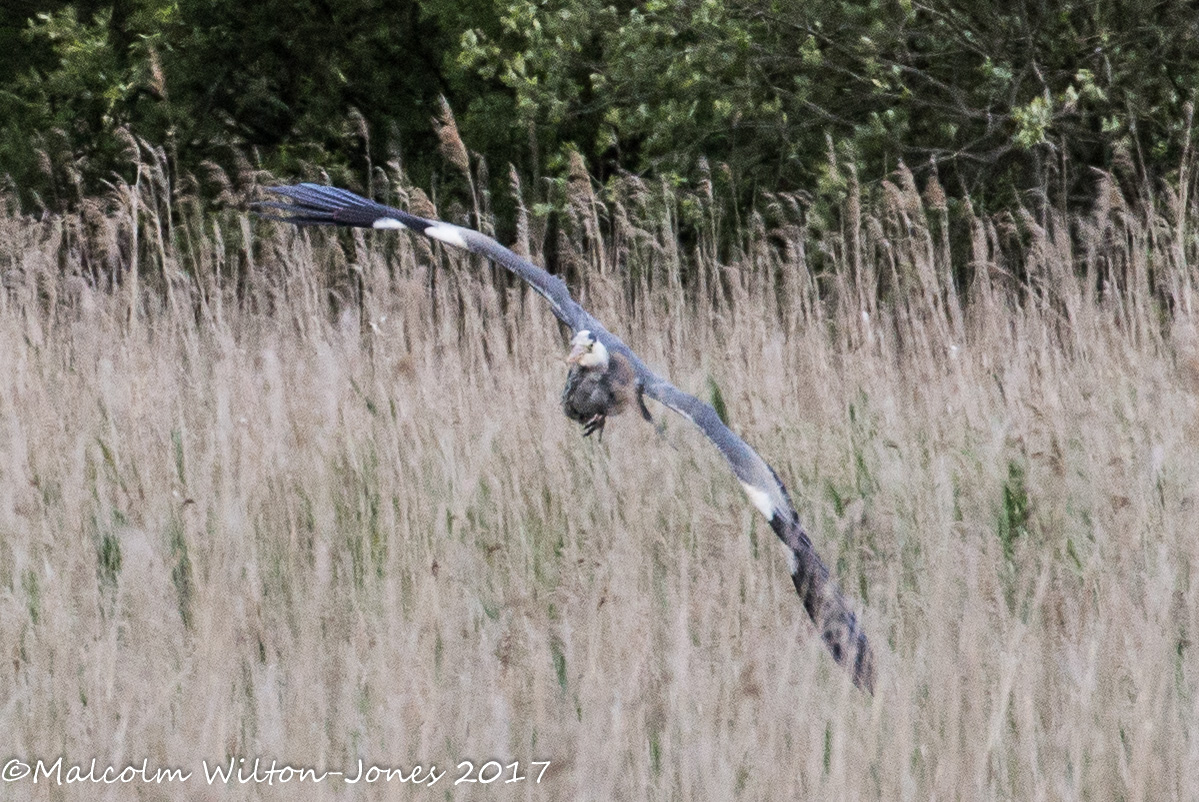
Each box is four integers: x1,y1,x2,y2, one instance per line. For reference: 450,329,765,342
2,0,1198,227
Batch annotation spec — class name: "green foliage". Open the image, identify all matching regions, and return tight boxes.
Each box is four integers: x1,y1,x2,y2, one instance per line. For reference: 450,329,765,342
22,569,41,625
2,0,1198,217
2,7,122,204
2,0,453,206
166,0,450,174
998,460,1031,566
96,530,122,589
167,515,193,628
452,0,1199,206
550,636,568,690
706,375,728,426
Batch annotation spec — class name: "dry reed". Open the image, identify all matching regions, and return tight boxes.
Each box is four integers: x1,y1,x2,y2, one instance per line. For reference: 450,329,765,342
0,153,1196,800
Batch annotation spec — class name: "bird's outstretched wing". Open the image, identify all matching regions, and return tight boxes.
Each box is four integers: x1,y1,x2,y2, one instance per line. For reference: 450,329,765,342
255,183,875,692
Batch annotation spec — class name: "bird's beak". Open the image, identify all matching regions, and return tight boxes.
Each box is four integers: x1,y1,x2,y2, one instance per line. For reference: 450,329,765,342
566,343,588,364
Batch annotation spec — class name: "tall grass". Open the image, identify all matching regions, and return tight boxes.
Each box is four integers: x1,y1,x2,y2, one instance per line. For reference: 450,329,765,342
0,141,1197,799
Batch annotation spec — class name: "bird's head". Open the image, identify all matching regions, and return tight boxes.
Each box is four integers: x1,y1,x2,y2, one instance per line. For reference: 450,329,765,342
566,329,609,367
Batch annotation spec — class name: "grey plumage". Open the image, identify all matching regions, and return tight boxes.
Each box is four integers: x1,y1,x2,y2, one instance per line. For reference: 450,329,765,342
560,329,651,439
255,183,876,692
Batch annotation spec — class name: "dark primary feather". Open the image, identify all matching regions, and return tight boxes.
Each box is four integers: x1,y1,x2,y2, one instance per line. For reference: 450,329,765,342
257,184,588,331
255,183,401,228
255,183,876,692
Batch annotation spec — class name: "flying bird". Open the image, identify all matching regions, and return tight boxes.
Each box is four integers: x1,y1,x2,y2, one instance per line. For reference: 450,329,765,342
255,183,876,692
561,329,652,440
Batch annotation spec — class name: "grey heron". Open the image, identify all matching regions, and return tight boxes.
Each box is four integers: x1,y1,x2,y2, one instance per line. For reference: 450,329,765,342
255,183,876,693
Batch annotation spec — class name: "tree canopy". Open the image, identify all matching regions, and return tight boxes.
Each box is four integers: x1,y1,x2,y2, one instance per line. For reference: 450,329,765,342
3,0,1197,215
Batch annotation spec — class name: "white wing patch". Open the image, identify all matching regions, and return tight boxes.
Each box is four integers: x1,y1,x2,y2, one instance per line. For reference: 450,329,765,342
372,218,408,230
424,224,469,250
740,482,775,519
783,544,800,575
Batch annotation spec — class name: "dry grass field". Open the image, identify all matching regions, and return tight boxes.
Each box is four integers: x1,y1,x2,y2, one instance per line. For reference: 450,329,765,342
0,155,1197,800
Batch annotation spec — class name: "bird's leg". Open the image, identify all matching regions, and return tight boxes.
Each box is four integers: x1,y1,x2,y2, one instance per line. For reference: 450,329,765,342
634,385,672,445
582,413,606,439
636,385,653,424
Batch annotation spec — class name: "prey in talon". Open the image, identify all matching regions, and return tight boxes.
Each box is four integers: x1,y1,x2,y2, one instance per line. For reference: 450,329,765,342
561,329,652,441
